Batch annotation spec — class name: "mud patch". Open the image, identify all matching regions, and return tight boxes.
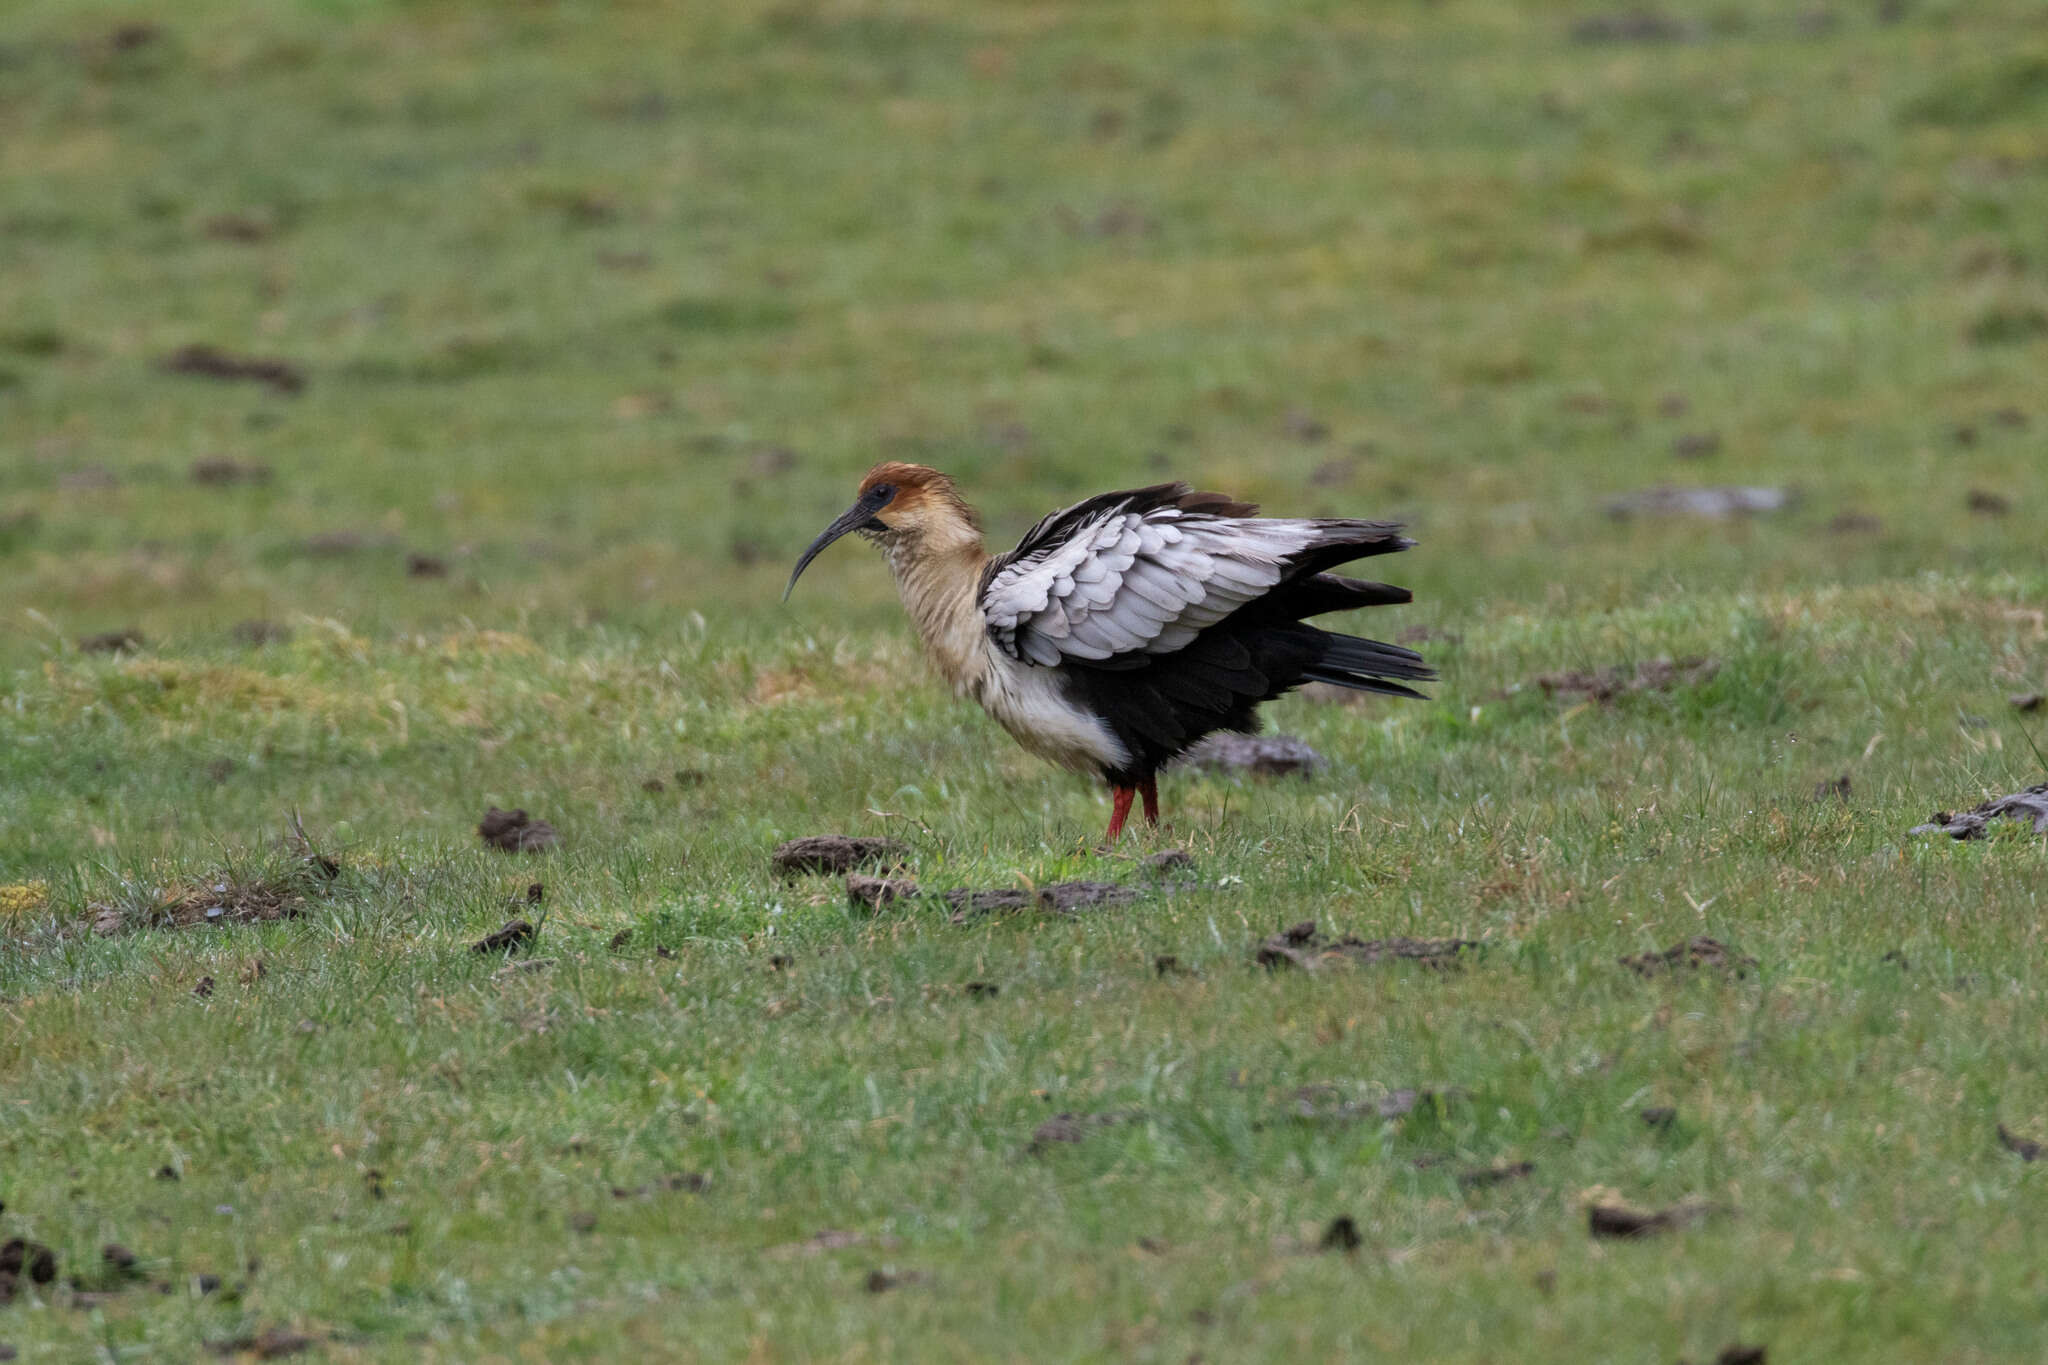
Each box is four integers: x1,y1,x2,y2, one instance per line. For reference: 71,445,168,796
1458,1161,1535,1191
1910,783,2048,839
947,881,1139,919
1256,921,1478,971
1604,485,1792,519
190,458,272,486
1998,1124,2043,1161
1619,936,1757,978
205,1326,315,1358
160,345,304,395
1527,656,1719,703
478,808,558,852
772,835,909,876
471,920,535,954
1178,733,1325,776
1584,1192,1717,1239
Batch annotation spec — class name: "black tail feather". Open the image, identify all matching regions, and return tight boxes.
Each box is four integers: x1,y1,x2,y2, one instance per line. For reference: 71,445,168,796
1299,630,1435,699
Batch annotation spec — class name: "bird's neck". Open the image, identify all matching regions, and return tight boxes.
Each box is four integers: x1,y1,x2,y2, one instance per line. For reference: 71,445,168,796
885,528,990,692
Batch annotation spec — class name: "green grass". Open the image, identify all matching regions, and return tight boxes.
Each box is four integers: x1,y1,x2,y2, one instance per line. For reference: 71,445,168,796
4,0,2048,1359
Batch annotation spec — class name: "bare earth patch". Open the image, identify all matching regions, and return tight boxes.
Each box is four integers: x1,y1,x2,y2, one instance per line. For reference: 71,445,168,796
772,835,909,876
1256,921,1479,971
1620,936,1757,978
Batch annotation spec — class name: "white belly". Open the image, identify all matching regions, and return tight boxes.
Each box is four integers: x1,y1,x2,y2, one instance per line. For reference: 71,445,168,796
971,651,1130,775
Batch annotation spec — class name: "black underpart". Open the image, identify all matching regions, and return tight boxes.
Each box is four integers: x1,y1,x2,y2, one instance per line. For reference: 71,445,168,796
1067,568,1436,785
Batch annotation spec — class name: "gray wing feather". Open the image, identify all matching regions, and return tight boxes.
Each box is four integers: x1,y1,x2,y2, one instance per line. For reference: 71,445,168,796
981,500,1326,666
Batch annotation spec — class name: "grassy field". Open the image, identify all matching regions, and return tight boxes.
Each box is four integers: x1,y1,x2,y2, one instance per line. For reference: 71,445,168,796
4,0,2048,1359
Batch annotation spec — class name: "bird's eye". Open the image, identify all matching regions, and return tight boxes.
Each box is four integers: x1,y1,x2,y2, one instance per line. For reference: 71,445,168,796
869,483,896,501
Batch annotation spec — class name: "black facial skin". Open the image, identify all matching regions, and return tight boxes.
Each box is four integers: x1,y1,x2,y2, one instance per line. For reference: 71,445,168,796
783,483,899,600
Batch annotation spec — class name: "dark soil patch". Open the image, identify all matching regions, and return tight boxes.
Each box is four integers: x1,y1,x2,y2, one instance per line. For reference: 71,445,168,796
610,1172,707,1198
964,980,1000,999
1967,489,2012,516
478,807,558,852
1998,1124,2043,1161
948,881,1140,919
1586,1195,1715,1239
772,835,909,876
190,458,272,486
1911,783,2048,839
863,1268,931,1293
1604,485,1791,519
1529,656,1719,704
192,975,214,998
206,1326,315,1358
1828,512,1882,535
1641,1106,1678,1131
160,345,304,395
294,530,369,558
1177,733,1325,776
1154,954,1191,977
1698,1347,1766,1365
1318,1215,1361,1252
1142,848,1194,873
202,213,275,244
1029,1111,1140,1152
607,929,632,950
2012,692,2043,713
1457,1161,1535,1191
1256,920,1478,972
405,552,449,578
78,629,144,654
1670,431,1721,460
1570,12,1691,44
846,872,919,910
471,920,535,954
1620,936,1757,978
0,1240,55,1285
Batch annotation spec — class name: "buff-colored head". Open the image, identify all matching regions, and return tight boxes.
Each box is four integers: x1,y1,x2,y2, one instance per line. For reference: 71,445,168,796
784,463,980,600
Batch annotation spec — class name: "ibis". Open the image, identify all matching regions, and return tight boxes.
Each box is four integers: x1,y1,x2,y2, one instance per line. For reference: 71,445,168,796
785,463,1433,843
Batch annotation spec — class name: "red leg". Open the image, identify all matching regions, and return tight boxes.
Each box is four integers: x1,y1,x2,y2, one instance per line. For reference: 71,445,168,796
1139,776,1159,827
1104,784,1136,843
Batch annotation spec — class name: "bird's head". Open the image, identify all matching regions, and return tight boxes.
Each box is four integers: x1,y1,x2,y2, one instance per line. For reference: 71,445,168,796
784,462,979,600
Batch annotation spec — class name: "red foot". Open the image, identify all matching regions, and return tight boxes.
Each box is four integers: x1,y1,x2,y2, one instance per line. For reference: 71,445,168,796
1104,784,1136,843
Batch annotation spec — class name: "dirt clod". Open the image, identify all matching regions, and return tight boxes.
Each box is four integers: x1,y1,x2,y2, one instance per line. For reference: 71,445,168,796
471,920,535,954
1585,1195,1715,1239
78,629,144,654
1670,431,1721,459
1256,921,1478,972
1998,1124,2043,1161
1458,1161,1535,1191
192,976,215,998
608,929,632,950
0,1240,55,1285
864,1267,929,1293
1178,733,1325,777
1142,848,1195,873
1604,485,1791,519
1713,1346,1767,1365
1154,954,1190,977
1966,489,2011,516
772,835,909,876
610,1172,707,1198
948,881,1140,919
190,457,273,486
1531,656,1719,704
478,807,558,852
1620,936,1757,978
1910,784,2048,840
161,345,304,395
206,1326,314,1358
1318,1215,1361,1252
1641,1106,1677,1130
846,872,919,909
964,980,1000,999
405,552,449,578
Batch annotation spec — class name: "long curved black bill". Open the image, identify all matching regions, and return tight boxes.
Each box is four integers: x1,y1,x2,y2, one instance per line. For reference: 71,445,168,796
783,495,884,601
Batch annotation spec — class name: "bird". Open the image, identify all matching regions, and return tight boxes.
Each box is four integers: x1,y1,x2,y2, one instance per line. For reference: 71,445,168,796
785,463,1433,844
